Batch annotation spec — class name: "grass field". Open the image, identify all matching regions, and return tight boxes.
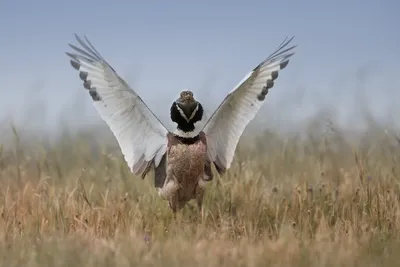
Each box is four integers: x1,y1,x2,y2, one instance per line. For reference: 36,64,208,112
0,116,399,267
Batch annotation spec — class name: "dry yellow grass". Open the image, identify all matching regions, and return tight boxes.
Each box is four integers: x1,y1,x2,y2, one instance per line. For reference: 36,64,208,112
0,118,399,267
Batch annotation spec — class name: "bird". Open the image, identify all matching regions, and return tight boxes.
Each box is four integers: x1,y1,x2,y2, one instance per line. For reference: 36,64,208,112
65,34,296,214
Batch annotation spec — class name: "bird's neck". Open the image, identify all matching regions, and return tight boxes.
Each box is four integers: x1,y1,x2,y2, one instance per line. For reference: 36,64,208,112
176,120,195,132
174,127,199,139
172,131,201,145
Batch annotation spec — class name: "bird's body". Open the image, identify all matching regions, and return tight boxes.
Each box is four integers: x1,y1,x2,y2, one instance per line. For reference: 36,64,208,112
160,132,209,211
65,34,296,213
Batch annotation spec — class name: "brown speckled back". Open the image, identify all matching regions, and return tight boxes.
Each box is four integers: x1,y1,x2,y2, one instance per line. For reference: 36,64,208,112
167,133,208,202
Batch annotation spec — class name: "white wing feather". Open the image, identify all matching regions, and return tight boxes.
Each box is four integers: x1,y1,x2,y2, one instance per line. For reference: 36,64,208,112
66,34,169,176
202,37,297,173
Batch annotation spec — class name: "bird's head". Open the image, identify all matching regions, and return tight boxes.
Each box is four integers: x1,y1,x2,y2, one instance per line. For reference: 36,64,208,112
175,91,199,121
170,90,203,132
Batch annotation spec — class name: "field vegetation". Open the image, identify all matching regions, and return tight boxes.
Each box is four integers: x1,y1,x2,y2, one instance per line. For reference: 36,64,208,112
0,110,399,266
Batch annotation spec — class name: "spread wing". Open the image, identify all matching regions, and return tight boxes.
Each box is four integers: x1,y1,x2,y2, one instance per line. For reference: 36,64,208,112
66,34,169,177
202,36,297,174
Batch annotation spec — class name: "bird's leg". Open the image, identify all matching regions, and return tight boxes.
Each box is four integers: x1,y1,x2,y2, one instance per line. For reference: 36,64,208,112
196,179,206,219
196,193,205,220
168,201,178,219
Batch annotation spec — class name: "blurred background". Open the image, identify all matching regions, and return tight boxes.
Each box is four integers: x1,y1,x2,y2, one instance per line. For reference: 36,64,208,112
0,0,399,144
1,2,400,264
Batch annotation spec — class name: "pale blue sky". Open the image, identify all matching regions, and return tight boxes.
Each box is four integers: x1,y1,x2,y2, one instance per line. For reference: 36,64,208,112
1,1,399,136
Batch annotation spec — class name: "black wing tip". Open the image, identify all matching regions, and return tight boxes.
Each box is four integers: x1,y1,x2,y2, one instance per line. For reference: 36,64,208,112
66,33,104,103
79,71,88,81
69,33,91,47
252,37,297,72
257,94,266,101
66,33,84,49
83,80,91,89
74,33,88,41
68,33,115,72
67,33,95,57
65,51,75,59
69,59,80,70
280,36,296,48
252,62,263,72
74,33,87,43
89,89,102,101
280,60,290,70
266,80,274,89
271,70,279,80
268,36,297,59
257,84,271,102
